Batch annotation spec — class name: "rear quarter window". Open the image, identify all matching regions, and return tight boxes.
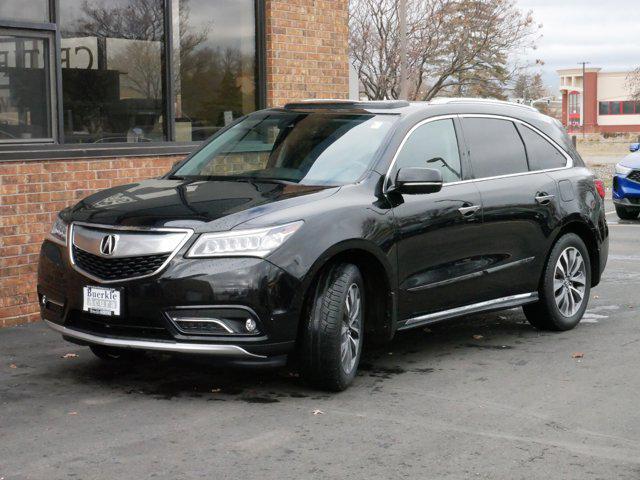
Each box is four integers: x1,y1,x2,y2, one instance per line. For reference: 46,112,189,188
461,117,528,178
516,124,568,170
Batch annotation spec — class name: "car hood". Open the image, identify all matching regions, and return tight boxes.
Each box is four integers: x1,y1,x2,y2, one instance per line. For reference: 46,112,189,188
619,152,640,169
66,178,339,231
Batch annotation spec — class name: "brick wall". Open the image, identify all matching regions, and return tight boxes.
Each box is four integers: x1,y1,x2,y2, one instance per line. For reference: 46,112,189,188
0,156,182,327
265,0,350,107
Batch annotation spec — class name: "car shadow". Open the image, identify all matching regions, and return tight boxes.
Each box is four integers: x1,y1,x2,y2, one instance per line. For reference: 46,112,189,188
41,307,552,402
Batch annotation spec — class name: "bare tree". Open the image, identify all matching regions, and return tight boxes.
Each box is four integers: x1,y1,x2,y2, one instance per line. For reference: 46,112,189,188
512,72,546,102
627,67,640,101
350,0,540,100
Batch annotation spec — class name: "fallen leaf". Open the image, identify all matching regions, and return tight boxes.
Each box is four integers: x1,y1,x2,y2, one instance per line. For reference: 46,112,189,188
211,388,221,393
571,352,584,359
62,353,79,359
312,409,324,415
9,364,17,369
593,295,599,299
68,411,78,415
472,335,484,340
423,327,432,333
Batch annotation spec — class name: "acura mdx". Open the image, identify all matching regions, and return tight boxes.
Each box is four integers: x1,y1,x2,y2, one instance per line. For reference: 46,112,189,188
38,99,609,391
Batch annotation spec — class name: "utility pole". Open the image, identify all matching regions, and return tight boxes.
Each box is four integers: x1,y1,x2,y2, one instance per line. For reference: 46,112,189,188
578,61,590,138
399,0,408,100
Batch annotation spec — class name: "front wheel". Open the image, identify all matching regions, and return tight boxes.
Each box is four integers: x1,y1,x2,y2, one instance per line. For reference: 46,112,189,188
299,263,364,391
523,233,591,331
615,205,639,220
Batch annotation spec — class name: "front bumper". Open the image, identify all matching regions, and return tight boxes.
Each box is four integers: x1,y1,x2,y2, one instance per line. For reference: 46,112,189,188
37,238,303,362
612,174,640,206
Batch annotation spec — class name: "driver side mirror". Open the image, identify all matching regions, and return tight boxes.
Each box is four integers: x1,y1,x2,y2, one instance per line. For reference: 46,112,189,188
394,167,443,194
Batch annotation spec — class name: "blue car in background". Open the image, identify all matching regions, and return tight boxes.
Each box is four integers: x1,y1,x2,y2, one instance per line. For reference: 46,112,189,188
613,143,640,219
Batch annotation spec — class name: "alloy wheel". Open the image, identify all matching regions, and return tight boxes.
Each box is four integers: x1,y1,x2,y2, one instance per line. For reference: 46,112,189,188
553,247,587,317
340,283,362,373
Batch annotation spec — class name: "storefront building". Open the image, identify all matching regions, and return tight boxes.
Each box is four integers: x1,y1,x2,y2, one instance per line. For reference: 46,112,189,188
0,0,350,326
558,66,640,134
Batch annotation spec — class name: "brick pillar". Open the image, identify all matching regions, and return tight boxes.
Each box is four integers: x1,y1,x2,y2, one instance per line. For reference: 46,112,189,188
264,0,350,108
583,72,598,133
561,91,568,127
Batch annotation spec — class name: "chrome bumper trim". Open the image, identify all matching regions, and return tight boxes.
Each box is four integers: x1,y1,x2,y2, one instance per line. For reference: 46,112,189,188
398,292,538,330
44,320,266,358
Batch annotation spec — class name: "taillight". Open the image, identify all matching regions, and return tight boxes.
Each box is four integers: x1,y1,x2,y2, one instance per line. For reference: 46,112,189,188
594,179,606,199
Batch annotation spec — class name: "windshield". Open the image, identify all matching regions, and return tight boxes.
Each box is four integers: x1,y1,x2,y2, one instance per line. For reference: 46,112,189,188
173,111,397,185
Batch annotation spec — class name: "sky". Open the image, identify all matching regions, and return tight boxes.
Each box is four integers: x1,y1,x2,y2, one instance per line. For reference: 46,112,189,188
514,0,640,90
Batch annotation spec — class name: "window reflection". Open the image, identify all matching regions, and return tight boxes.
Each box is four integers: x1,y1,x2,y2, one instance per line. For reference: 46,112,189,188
0,2,49,22
59,0,166,143
172,0,257,141
0,35,51,141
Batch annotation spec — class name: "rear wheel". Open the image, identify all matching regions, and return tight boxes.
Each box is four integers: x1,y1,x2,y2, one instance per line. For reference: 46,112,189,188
615,205,639,220
90,345,146,362
523,233,591,331
300,263,364,391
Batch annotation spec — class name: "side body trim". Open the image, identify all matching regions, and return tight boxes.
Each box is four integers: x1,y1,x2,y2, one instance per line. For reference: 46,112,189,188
397,292,538,330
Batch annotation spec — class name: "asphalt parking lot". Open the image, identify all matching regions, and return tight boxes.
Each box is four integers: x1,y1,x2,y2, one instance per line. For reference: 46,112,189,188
2,198,640,479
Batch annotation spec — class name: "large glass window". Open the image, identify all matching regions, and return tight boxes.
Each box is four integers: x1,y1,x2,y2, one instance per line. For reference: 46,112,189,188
394,119,462,183
174,112,397,185
462,118,528,178
0,33,53,141
517,124,567,171
172,0,257,141
0,2,49,23
0,0,263,146
59,0,166,143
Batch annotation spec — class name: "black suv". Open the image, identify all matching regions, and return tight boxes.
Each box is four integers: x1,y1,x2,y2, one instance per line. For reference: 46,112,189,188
38,99,609,390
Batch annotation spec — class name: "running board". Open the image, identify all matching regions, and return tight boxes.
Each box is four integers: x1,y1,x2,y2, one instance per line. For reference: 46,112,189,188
397,292,538,331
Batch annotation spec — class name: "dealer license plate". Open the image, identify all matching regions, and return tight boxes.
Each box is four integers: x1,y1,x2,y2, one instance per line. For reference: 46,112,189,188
83,286,121,316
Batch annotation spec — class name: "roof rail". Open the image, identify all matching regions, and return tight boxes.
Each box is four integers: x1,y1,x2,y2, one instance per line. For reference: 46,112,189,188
428,97,539,112
284,99,410,110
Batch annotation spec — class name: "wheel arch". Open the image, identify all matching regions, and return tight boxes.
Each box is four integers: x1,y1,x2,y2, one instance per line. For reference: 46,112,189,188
296,240,396,346
549,217,601,287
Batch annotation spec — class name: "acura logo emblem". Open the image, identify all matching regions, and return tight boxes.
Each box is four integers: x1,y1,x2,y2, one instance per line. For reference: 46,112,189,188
99,234,118,256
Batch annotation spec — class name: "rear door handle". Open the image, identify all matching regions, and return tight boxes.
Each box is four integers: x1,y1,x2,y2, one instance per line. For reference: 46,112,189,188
458,205,480,216
535,194,555,205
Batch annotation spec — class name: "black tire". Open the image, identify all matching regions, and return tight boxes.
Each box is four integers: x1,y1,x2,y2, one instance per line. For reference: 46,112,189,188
523,233,591,331
90,345,146,362
299,263,365,391
615,205,639,220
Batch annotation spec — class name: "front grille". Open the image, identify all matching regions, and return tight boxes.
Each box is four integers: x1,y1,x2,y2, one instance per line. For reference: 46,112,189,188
72,245,170,281
627,170,640,183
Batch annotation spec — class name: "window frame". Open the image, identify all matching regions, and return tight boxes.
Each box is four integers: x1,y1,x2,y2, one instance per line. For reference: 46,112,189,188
0,0,267,153
458,114,572,182
598,100,640,116
0,27,57,143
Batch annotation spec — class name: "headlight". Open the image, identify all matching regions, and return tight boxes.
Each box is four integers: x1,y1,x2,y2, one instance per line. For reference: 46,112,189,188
49,216,68,245
615,163,632,176
187,221,303,258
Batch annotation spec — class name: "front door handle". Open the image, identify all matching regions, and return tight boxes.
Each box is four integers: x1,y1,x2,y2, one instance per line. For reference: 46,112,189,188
458,205,480,217
535,193,555,205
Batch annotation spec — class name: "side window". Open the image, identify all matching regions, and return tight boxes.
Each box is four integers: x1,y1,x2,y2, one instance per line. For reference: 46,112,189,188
462,118,528,178
394,119,462,183
517,124,568,170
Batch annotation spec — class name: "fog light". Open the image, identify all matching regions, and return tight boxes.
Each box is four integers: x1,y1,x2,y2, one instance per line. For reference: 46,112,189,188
245,318,257,332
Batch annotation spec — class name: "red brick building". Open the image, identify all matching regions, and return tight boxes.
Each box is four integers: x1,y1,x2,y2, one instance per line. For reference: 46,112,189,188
558,67,640,134
0,0,350,327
